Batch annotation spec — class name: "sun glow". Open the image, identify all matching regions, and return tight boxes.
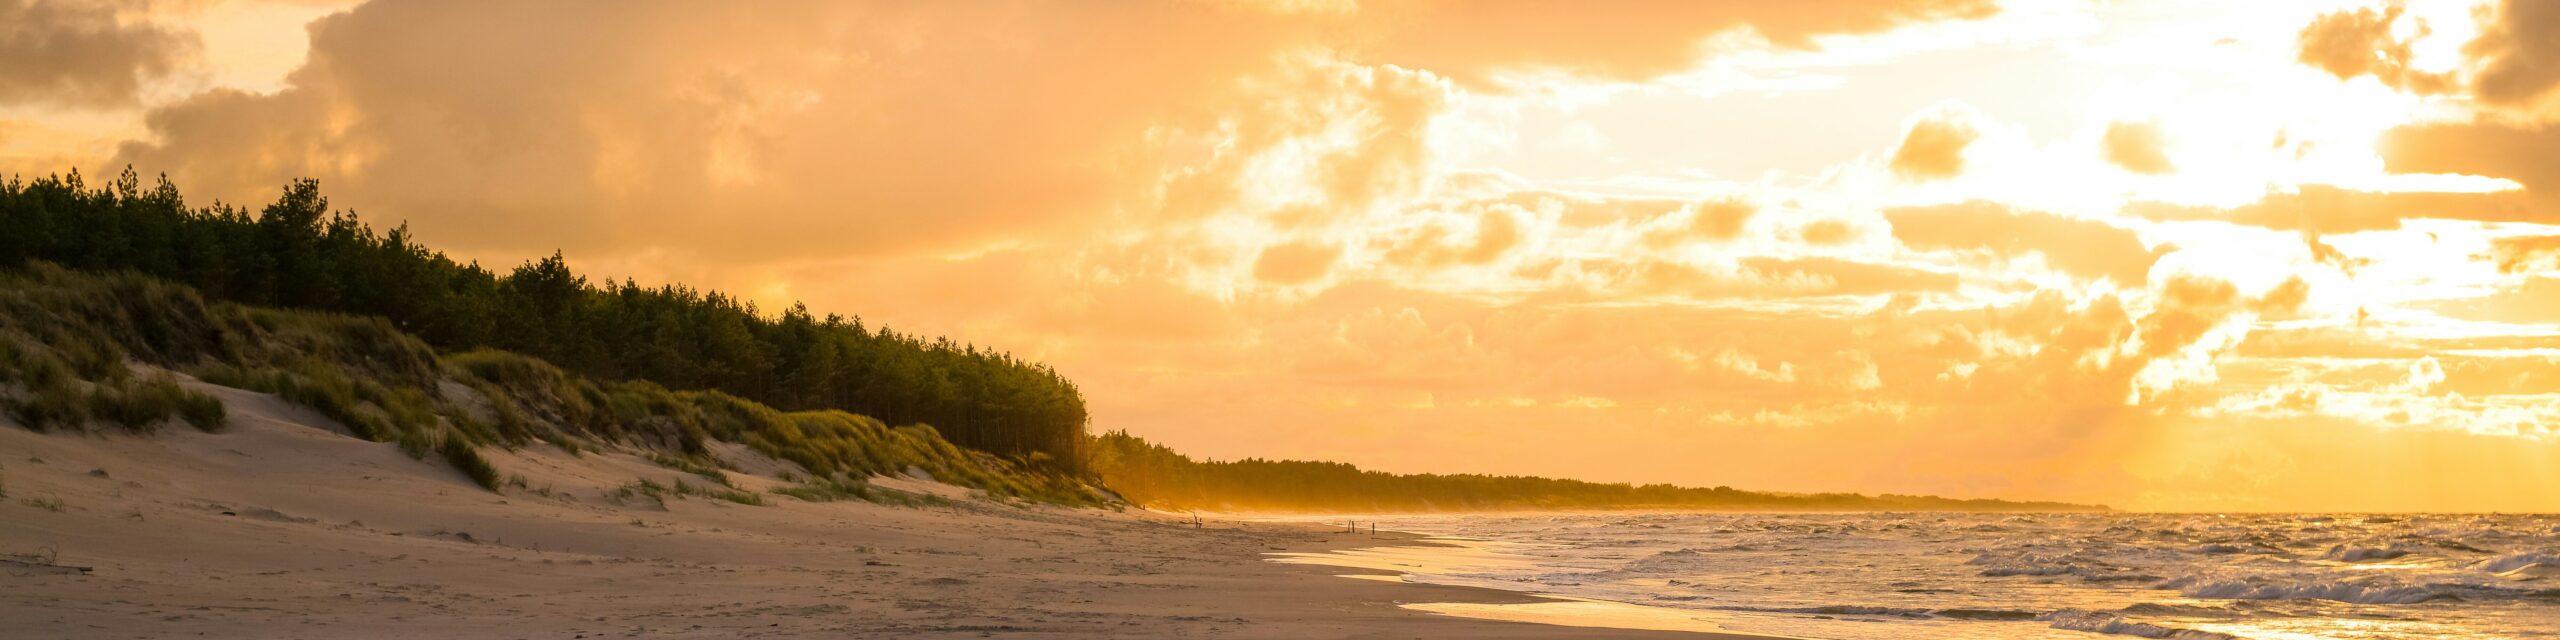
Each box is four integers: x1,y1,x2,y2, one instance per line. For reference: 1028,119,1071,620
3,0,2556,512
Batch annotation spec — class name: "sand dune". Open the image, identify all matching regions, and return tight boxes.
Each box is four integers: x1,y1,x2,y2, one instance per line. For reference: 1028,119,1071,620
0,382,1750,639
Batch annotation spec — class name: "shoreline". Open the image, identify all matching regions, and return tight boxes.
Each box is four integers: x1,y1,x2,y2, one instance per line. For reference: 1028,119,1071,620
1266,526,1795,639
0,398,1760,639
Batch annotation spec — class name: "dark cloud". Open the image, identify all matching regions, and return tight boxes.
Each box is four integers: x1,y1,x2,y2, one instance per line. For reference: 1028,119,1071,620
0,0,195,107
2465,0,2560,107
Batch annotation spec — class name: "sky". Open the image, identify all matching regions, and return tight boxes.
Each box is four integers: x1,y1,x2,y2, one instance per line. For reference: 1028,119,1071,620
7,0,2560,512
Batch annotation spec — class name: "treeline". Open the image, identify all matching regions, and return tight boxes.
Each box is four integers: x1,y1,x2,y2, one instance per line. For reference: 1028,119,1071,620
0,169,1085,468
1087,432,2106,512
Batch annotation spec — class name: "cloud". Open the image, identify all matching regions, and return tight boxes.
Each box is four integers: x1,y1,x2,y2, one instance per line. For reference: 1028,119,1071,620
1253,239,1342,284
2380,121,2560,208
1887,105,1977,181
1380,200,1525,268
0,0,196,107
2488,235,2560,273
1641,197,1758,245
1739,256,1959,296
1887,201,2160,284
1591,255,1957,300
2466,0,2560,108
103,0,2003,269
2128,185,2539,232
2294,0,2554,108
2293,3,2455,95
2100,121,2174,175
1349,0,1999,86
2424,275,2560,324
1795,219,1861,245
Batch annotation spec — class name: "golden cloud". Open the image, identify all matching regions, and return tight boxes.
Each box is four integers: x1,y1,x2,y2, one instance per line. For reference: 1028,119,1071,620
1887,201,2160,284
2466,0,2560,108
2100,121,2174,176
1887,106,1976,181
2294,3,2456,96
2129,185,2539,232
0,0,196,107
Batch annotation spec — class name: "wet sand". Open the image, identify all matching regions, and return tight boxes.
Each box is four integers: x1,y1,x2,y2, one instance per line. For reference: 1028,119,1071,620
0,383,1770,639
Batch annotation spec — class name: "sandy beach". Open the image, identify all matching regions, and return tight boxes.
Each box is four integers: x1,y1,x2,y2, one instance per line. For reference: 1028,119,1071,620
0,383,1763,639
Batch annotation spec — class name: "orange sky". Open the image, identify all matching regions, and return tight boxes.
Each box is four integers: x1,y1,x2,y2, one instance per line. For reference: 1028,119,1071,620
8,0,2560,512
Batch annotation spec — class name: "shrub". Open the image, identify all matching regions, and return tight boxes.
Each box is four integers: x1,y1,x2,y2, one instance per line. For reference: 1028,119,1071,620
176,388,226,432
613,476,762,506
87,376,207,433
11,378,89,432
646,451,729,485
439,436,501,491
770,477,943,507
771,478,870,503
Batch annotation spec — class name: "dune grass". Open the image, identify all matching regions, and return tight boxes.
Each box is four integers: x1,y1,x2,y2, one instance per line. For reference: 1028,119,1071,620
612,477,764,507
0,264,1107,505
23,495,63,512
438,436,501,491
769,477,947,508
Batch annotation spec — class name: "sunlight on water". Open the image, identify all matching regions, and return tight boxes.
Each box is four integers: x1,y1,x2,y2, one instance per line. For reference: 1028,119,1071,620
1405,598,1801,637
1269,513,2560,640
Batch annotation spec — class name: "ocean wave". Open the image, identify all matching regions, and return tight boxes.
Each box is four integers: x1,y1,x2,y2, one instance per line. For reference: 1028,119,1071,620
2116,602,2246,618
2319,543,2415,563
2159,575,2449,604
2473,552,2560,574
1705,604,1937,618
1335,512,2560,639
1702,603,2042,621
2040,609,2241,640
1971,552,2161,583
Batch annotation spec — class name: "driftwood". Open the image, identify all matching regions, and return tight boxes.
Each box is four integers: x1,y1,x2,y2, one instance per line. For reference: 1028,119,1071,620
1,549,90,575
0,557,91,575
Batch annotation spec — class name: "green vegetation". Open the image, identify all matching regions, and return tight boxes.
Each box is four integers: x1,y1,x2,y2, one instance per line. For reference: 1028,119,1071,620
0,262,1102,504
0,169,1086,468
0,269,230,434
769,477,946,507
612,477,765,507
439,436,501,491
1086,431,2106,513
24,495,64,512
87,376,226,432
648,451,730,484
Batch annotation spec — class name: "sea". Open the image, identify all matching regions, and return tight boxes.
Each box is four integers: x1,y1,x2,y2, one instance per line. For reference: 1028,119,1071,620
1268,512,2560,639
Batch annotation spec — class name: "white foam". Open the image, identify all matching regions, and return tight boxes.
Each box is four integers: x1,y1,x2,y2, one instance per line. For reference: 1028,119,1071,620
2039,609,2241,640
2473,552,2560,574
2160,575,2447,604
2320,543,2414,562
